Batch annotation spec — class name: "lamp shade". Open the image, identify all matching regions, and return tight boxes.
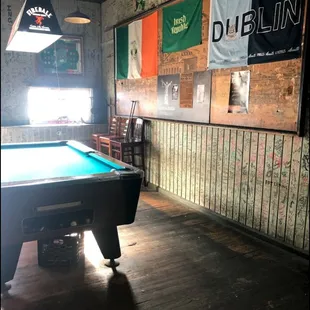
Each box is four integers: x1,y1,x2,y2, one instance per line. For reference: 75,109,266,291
64,8,91,24
6,0,63,53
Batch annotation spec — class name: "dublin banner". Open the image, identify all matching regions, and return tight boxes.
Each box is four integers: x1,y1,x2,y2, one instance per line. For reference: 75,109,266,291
208,0,305,70
162,0,202,53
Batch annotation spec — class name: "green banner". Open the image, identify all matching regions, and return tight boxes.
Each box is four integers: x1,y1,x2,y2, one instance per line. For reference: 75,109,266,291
162,0,202,53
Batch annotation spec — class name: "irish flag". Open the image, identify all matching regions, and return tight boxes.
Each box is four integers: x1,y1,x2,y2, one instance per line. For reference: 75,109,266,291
116,12,158,80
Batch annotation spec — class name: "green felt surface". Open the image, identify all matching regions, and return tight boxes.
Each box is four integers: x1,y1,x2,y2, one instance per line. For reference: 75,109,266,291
1,144,125,183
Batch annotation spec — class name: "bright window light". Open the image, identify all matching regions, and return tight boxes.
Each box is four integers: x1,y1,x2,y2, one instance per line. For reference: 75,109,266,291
28,87,92,125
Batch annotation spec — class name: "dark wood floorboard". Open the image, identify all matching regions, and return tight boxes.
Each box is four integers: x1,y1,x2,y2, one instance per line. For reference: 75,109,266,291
1,192,309,310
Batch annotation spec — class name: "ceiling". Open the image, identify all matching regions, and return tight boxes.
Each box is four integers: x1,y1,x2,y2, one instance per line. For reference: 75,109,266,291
79,0,106,3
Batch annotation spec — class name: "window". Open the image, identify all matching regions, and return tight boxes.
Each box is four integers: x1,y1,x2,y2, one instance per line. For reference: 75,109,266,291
27,87,92,125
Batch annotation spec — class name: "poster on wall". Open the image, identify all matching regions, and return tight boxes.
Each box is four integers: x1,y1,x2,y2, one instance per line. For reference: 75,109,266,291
193,71,211,106
172,84,179,100
156,72,211,122
208,0,305,69
180,73,194,108
36,36,83,75
157,74,179,118
196,85,205,103
228,71,250,114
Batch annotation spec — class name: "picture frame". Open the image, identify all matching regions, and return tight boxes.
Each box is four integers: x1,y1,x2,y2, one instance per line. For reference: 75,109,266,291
36,35,84,76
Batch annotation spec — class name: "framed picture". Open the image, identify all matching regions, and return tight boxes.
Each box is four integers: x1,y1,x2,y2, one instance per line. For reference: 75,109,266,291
36,35,84,75
228,70,250,114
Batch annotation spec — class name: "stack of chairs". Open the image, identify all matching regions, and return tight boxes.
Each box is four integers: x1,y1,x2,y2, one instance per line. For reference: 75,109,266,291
91,101,147,186
91,116,120,151
98,117,134,156
110,118,147,186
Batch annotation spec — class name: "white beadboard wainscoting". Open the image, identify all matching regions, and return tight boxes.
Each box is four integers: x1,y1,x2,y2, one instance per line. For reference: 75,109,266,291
1,124,107,145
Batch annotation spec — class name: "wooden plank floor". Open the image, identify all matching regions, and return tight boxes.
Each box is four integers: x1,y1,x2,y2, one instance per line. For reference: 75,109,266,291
1,192,309,310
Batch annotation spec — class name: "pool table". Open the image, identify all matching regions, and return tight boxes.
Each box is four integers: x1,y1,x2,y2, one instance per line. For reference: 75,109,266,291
1,140,143,290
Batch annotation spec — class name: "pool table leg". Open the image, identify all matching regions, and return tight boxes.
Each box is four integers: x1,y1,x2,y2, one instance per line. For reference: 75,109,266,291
1,243,23,292
92,226,121,267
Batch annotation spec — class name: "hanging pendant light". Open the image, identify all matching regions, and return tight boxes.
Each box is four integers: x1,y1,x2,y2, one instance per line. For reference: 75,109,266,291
6,0,62,53
64,7,91,24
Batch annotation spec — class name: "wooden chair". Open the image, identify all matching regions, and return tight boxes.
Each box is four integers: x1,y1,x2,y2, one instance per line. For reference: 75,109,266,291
91,116,120,151
110,118,147,186
99,118,136,156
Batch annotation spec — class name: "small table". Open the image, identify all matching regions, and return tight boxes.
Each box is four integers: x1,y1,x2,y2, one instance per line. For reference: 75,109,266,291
1,140,143,290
